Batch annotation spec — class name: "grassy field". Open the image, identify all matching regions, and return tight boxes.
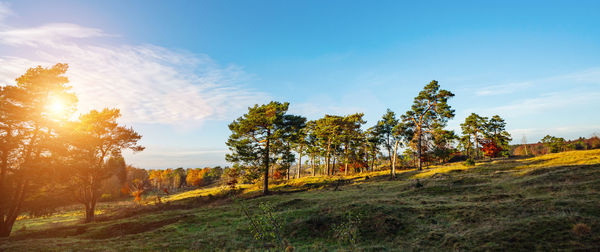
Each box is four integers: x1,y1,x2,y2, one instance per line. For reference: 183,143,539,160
1,150,600,251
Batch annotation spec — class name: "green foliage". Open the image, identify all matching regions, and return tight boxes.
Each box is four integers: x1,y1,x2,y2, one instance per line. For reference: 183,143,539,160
460,113,488,158
464,158,475,166
332,211,362,246
401,80,455,170
374,109,399,163
461,114,511,159
540,135,566,153
227,101,304,194
239,200,289,250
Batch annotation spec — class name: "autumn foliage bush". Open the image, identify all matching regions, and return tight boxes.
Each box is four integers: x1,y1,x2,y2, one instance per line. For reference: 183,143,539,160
572,223,591,236
480,139,501,158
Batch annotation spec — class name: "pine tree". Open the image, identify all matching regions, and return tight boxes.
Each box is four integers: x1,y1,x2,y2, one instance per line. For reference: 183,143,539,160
401,80,455,170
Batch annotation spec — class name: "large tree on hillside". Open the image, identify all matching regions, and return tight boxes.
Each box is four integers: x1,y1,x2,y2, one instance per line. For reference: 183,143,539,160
65,108,143,222
226,101,296,195
401,80,455,170
461,113,488,159
0,64,77,237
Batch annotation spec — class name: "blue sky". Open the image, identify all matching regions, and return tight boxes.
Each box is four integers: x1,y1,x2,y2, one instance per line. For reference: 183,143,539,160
1,0,599,169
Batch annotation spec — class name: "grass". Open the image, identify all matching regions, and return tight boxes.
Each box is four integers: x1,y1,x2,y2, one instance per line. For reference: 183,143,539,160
1,149,600,251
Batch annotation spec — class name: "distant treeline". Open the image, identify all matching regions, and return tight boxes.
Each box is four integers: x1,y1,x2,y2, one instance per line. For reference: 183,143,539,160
98,165,232,201
511,135,600,156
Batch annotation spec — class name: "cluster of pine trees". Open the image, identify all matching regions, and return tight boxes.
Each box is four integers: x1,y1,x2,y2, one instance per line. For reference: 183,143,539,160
226,80,512,194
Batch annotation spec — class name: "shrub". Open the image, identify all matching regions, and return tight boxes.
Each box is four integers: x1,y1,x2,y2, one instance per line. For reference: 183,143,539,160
332,211,362,246
238,200,292,250
99,193,113,202
572,223,591,236
464,158,475,166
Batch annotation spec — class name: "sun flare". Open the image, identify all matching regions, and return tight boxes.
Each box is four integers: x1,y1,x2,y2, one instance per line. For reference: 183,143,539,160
46,97,68,119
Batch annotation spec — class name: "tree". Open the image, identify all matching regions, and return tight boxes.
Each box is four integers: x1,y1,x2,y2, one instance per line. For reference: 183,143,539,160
521,135,529,156
401,80,455,170
461,113,488,159
390,122,410,178
375,109,399,170
281,115,307,179
540,135,566,153
65,108,143,222
431,128,457,163
340,113,366,175
312,115,344,176
106,154,127,195
226,101,297,195
365,127,381,172
0,63,77,237
305,121,321,176
484,115,512,156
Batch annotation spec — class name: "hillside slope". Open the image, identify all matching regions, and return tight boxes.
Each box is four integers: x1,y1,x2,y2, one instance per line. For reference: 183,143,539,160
2,150,600,251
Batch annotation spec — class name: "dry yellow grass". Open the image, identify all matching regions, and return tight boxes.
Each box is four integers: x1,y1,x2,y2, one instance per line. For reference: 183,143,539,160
515,149,600,172
410,149,600,179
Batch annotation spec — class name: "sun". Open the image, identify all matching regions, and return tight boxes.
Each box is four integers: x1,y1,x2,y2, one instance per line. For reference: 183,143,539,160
46,96,68,119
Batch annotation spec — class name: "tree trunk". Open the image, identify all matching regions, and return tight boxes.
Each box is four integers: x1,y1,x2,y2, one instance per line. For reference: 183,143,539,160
297,145,303,179
84,204,95,223
344,143,349,176
475,132,479,159
387,135,393,170
392,140,399,178
417,130,423,171
263,131,270,195
364,151,368,173
332,149,337,175
371,155,375,171
326,139,331,176
0,219,15,237
311,155,315,176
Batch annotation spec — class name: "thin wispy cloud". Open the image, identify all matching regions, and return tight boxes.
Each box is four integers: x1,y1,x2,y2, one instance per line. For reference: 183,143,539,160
0,2,12,22
480,91,600,118
475,81,533,96
474,67,600,97
554,67,600,83
0,5,265,127
0,23,109,47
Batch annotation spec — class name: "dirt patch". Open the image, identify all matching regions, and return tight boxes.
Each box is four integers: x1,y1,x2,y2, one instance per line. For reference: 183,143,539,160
87,215,193,239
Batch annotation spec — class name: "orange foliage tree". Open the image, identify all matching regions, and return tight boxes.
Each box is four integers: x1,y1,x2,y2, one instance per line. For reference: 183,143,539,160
65,108,144,223
0,64,77,237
